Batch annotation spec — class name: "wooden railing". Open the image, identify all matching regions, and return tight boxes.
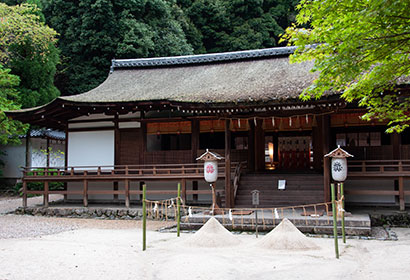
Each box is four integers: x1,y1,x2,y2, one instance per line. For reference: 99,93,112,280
23,162,240,181
21,162,239,209
348,160,410,176
346,160,410,210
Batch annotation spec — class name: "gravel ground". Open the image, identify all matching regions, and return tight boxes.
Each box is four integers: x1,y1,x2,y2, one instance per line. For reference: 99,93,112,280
0,194,63,215
0,195,175,239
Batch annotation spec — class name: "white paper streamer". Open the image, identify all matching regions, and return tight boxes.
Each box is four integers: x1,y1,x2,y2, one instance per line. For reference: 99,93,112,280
272,117,275,127
153,203,158,213
168,200,174,208
289,117,292,127
305,114,309,123
238,119,241,128
229,209,233,221
274,208,279,219
188,207,193,217
254,117,257,126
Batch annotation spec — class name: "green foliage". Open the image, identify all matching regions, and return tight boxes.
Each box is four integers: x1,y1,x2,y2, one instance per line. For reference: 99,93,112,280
184,0,298,53
38,0,299,95
0,2,57,64
0,65,27,145
0,1,59,109
282,0,410,132
42,0,194,95
8,40,60,108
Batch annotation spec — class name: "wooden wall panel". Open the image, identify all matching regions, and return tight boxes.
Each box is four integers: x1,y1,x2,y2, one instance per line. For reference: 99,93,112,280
119,129,141,165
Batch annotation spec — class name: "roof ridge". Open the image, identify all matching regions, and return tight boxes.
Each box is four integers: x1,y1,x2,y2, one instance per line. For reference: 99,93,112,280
110,46,296,72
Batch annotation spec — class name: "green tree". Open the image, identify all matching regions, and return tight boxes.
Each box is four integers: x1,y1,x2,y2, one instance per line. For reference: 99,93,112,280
1,1,60,108
8,40,60,108
283,0,410,132
0,65,27,145
184,0,297,53
0,2,57,63
42,0,193,95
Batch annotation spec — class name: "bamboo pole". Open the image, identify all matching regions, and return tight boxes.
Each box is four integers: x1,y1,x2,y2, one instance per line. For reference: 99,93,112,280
331,183,339,259
177,183,181,237
142,184,147,251
341,183,346,244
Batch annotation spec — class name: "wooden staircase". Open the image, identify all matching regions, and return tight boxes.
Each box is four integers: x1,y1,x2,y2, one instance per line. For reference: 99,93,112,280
234,173,324,208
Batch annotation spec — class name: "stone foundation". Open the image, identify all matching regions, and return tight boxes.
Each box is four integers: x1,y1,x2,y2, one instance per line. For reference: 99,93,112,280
14,207,146,220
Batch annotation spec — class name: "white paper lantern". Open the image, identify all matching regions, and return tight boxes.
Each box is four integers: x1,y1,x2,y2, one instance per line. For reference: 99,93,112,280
331,158,347,182
204,161,218,183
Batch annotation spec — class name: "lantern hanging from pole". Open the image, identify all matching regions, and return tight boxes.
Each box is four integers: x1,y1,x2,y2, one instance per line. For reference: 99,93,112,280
325,146,354,182
196,149,224,183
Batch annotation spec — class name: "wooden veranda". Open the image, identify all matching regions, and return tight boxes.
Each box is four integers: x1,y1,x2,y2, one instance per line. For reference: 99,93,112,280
21,162,245,208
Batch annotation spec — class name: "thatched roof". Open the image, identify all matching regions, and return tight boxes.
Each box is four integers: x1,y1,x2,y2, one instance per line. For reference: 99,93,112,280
63,56,315,104
7,47,331,128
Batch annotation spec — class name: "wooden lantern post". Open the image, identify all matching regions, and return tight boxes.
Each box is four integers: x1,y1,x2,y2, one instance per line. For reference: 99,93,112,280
196,149,224,215
325,146,354,258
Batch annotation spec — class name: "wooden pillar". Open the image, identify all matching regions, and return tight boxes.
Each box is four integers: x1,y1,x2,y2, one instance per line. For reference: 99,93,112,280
125,179,130,208
316,115,331,202
399,176,405,211
114,116,120,201
254,119,265,172
43,181,49,207
139,120,147,164
191,120,200,202
139,181,144,201
392,133,402,208
247,121,255,171
181,179,187,203
192,181,198,202
392,133,401,160
22,181,27,208
64,125,68,202
225,119,232,208
191,120,199,161
25,129,31,168
46,138,50,167
83,171,88,207
113,181,119,202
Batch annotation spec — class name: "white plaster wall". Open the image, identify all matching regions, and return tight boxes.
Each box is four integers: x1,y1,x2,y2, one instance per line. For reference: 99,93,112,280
0,141,26,178
67,130,114,199
67,130,114,167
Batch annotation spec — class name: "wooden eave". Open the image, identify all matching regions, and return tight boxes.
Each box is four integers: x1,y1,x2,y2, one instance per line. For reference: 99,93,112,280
6,95,349,129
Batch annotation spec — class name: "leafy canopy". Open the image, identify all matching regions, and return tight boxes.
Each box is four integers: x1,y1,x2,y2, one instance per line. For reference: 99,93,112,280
282,0,410,132
0,2,57,63
0,65,27,145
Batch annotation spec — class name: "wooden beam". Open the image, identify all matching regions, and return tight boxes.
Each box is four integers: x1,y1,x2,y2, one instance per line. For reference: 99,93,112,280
225,119,232,208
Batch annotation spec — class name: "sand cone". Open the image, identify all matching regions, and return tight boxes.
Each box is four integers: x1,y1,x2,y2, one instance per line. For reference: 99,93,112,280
183,217,240,248
256,218,320,250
